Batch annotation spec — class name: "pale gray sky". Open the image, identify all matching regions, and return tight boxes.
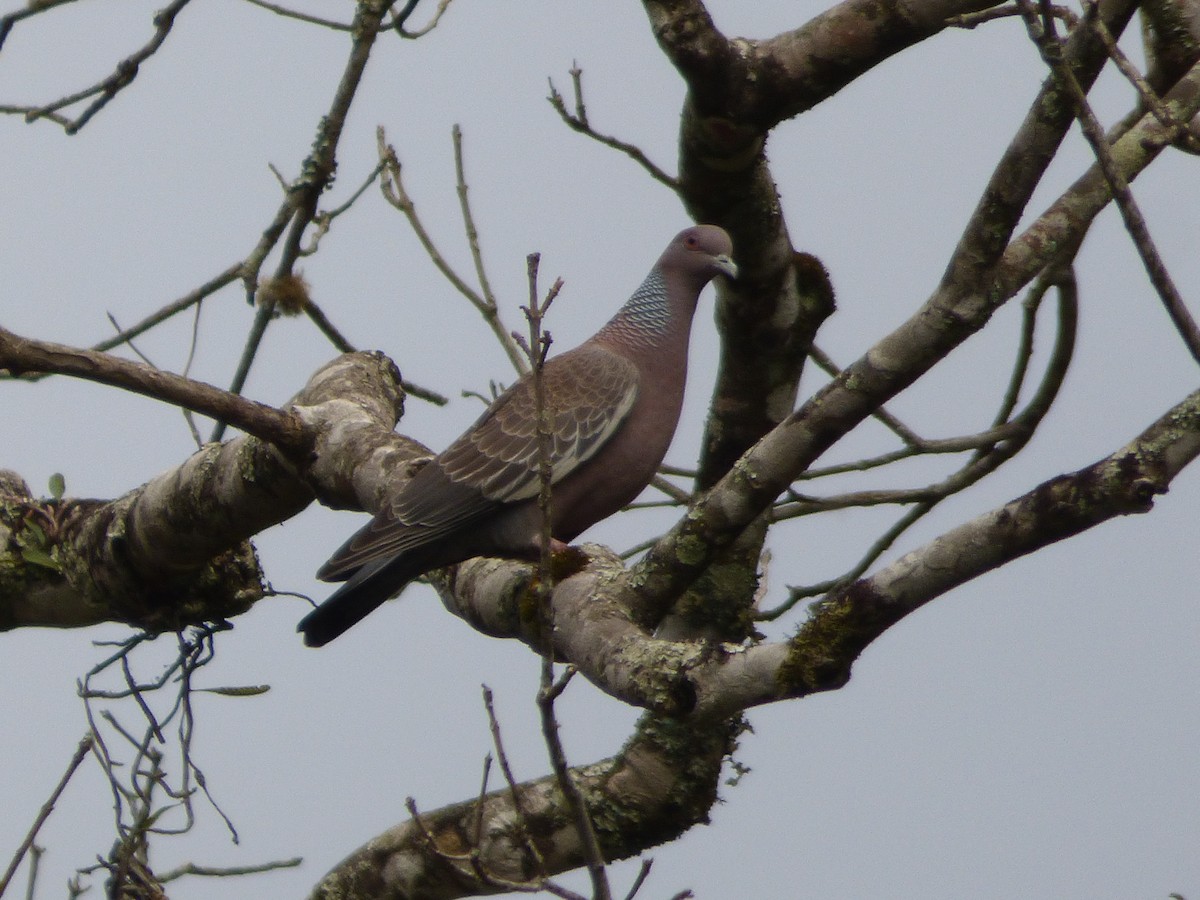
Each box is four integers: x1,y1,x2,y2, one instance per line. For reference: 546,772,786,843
2,1,1198,898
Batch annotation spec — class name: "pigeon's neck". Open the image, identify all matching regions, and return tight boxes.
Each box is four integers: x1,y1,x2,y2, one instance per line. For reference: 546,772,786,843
595,268,686,351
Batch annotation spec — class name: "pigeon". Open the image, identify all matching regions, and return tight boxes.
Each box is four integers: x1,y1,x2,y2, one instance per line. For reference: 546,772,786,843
299,225,737,646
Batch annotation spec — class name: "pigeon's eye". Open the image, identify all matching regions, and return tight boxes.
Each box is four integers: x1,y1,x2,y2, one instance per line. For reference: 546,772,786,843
685,235,699,249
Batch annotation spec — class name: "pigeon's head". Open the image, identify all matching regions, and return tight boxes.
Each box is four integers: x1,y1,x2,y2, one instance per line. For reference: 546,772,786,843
668,224,738,284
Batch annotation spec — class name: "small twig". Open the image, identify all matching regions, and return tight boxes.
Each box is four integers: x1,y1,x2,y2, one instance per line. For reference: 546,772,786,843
945,3,1023,28
789,423,1023,483
105,309,205,447
620,859,655,900
239,1,453,39
180,297,207,446
764,501,937,619
547,65,680,192
390,0,454,38
1086,7,1187,133
377,127,528,374
302,160,387,258
0,0,78,52
520,252,559,584
807,346,923,445
658,462,697,479
481,686,542,872
454,125,503,333
401,378,451,406
214,1,391,440
157,857,303,883
120,656,165,745
1018,0,1200,365
24,0,192,134
0,735,93,897
0,325,309,453
946,2,1077,30
0,104,70,127
518,258,611,898
0,263,243,375
104,313,155,369
241,0,352,29
764,270,1078,620
646,474,692,505
74,621,247,879
21,844,41,900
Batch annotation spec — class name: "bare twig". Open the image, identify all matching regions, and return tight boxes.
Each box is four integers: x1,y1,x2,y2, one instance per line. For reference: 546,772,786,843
23,0,193,134
104,309,205,448
0,0,78,52
377,127,529,373
0,325,309,453
644,474,693,505
0,263,243,380
240,0,454,38
481,685,550,877
765,269,1078,618
1018,0,1200,364
0,735,93,897
241,0,353,29
303,160,387,258
520,253,559,584
157,857,303,883
73,623,256,892
100,262,243,351
548,65,680,192
620,859,655,900
1086,6,1198,149
454,126,502,331
180,296,207,445
946,2,1077,30
807,345,924,445
0,104,70,126
519,257,611,900
390,0,455,38
215,0,391,441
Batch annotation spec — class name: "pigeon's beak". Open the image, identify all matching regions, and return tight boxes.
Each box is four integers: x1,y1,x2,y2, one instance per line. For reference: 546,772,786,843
712,254,738,281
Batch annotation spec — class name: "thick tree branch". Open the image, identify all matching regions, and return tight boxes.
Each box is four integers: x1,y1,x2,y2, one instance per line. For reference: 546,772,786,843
436,386,1200,718
996,54,1200,292
687,386,1200,715
645,0,1005,130
626,0,1193,627
766,385,1200,702
1142,0,1200,94
634,1,1015,634
308,713,736,899
0,352,411,632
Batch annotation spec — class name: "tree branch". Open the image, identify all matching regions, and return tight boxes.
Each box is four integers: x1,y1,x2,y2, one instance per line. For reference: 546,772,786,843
216,0,392,441
0,326,308,453
493,384,1200,720
626,0,1195,627
0,352,412,633
308,713,736,899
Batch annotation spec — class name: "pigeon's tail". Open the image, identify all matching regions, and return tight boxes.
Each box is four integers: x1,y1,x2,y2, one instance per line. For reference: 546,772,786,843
298,556,424,647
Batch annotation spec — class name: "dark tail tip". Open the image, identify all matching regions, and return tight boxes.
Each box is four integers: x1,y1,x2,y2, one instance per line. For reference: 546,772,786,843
297,607,341,647
296,562,410,647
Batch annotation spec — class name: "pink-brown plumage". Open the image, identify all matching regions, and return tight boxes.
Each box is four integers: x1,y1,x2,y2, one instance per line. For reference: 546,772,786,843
299,225,736,646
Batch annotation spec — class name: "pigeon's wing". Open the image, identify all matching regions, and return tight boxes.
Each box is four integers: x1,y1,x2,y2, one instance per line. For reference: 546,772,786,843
317,344,639,581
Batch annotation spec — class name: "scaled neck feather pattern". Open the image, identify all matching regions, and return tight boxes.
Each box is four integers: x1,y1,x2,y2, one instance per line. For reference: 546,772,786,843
595,268,675,350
